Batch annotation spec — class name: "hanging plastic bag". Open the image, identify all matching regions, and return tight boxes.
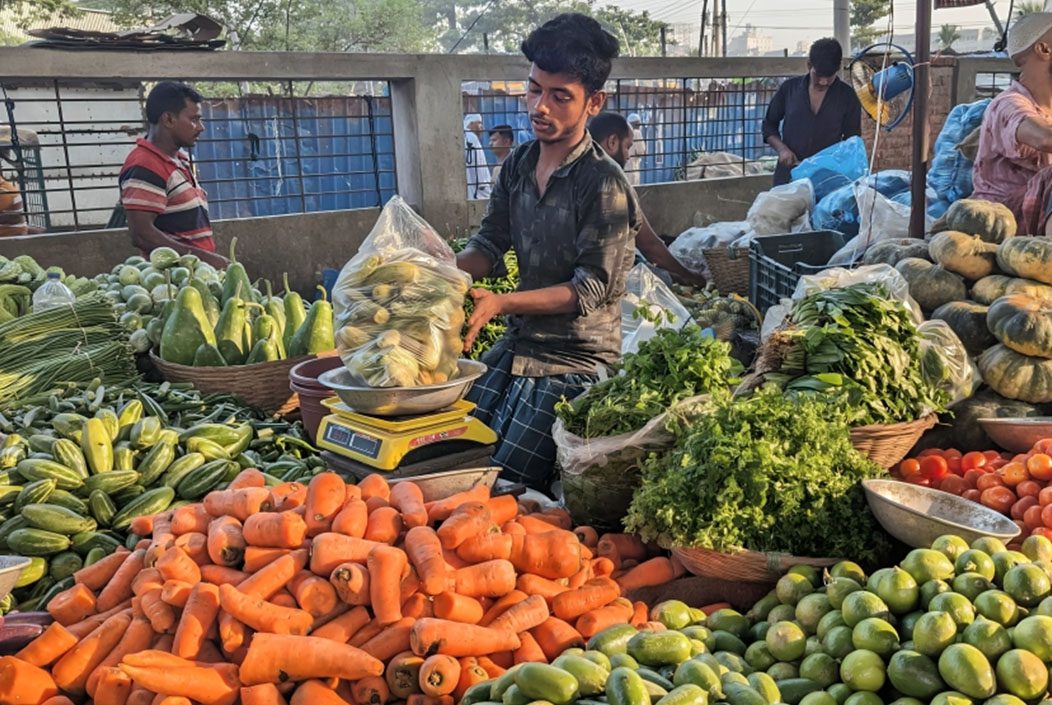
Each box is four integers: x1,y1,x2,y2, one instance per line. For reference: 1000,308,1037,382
332,196,471,387
791,135,869,189
621,263,692,355
668,222,751,277
918,319,981,409
827,183,915,266
746,179,815,236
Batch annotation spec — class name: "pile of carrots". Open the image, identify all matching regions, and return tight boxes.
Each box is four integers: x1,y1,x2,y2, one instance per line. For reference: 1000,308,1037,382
0,469,687,705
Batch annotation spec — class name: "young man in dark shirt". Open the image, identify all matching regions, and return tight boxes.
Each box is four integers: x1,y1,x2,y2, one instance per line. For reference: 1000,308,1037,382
762,38,862,186
456,13,640,490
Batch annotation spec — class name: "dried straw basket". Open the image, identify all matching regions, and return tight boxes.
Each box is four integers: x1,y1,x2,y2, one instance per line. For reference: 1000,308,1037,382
672,546,840,584
703,245,751,296
150,351,334,416
849,415,938,470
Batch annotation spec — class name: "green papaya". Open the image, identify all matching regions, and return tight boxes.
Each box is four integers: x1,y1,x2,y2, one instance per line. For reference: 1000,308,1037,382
192,343,228,367
282,273,307,353
252,313,286,358
189,277,221,327
159,286,217,365
246,338,279,364
288,286,334,357
263,280,287,338
221,237,253,305
214,283,250,365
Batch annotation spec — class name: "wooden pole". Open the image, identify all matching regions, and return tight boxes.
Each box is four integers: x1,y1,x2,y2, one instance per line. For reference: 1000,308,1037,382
699,0,708,56
909,0,932,237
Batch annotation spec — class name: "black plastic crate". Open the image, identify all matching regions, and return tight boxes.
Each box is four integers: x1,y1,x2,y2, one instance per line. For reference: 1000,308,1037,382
748,230,846,312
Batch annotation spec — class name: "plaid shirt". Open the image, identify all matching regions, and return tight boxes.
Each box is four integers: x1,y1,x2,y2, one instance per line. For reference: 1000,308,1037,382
466,134,640,377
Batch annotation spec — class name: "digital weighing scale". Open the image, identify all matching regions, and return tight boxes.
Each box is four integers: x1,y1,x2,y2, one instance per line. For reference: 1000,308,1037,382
315,397,498,474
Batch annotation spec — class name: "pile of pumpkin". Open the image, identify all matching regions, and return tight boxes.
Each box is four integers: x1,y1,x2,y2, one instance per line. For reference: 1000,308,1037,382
861,199,1052,440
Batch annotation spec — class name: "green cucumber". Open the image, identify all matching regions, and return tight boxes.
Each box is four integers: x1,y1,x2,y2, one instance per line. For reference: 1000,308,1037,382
637,669,677,691
27,434,56,455
82,469,140,497
0,485,19,508
83,546,108,566
491,665,524,701
111,485,145,506
628,631,693,667
110,486,175,530
49,550,83,580
88,490,117,527
551,654,609,697
21,503,96,535
462,681,495,705
14,479,56,512
135,440,176,486
113,444,137,471
608,667,651,705
0,515,28,549
513,664,578,705
51,439,89,479
46,490,89,515
588,624,640,656
161,453,206,489
185,436,230,461
176,461,232,500
70,530,123,556
15,459,82,490
8,527,72,555
14,556,48,588
656,686,707,705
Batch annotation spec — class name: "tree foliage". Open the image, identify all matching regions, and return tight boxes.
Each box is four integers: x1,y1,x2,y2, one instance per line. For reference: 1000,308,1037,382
938,23,960,50
1016,0,1044,17
850,0,891,46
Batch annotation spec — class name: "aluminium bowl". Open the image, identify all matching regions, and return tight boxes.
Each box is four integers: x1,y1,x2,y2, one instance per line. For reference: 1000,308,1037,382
318,359,487,416
978,417,1052,454
0,556,31,602
862,479,1020,548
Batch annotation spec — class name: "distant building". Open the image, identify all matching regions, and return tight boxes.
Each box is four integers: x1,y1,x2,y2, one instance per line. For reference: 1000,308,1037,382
667,23,701,57
729,25,774,57
873,26,1000,54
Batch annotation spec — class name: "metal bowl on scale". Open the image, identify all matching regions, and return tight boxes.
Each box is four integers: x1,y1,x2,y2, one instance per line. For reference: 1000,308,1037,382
318,359,487,416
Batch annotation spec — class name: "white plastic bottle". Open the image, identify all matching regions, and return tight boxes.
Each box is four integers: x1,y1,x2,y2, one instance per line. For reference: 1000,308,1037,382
32,272,76,313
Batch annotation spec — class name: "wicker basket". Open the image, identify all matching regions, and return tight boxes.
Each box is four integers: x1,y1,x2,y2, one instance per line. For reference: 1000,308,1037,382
850,415,938,469
703,245,750,296
672,545,840,584
149,351,326,416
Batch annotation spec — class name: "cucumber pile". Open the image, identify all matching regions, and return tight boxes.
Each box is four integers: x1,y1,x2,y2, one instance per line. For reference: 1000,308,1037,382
0,380,323,613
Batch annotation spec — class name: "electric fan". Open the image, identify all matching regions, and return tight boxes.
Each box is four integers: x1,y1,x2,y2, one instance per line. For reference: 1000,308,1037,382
849,43,916,131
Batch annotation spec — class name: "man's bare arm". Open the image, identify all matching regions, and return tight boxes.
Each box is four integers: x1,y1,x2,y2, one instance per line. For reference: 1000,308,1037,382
1017,116,1052,153
125,210,228,267
635,213,705,286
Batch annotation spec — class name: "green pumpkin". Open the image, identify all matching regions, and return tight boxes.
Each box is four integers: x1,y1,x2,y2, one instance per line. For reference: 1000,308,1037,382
862,238,932,267
895,257,967,312
931,300,996,356
996,237,1052,285
971,275,1052,305
943,199,1017,244
978,344,1052,404
929,231,998,281
987,294,1052,359
918,388,1050,452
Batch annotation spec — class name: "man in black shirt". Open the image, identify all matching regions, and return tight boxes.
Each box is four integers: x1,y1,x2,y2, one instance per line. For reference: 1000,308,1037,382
763,38,862,186
456,14,640,490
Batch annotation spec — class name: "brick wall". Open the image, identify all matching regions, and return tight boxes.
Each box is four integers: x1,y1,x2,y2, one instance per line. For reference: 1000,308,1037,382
860,58,956,172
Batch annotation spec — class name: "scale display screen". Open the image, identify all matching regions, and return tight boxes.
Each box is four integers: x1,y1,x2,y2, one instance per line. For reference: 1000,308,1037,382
323,424,382,460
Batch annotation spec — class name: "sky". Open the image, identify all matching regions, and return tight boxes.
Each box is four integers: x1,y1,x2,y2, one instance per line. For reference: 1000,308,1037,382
608,0,1013,53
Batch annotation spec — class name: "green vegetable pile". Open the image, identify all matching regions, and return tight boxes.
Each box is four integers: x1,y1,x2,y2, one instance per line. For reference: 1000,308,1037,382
625,388,889,563
762,283,948,426
0,255,97,323
556,324,742,439
451,238,519,360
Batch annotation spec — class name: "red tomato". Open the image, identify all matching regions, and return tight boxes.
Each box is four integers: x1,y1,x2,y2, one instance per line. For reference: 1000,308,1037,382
898,458,922,482
1034,439,1052,455
963,470,982,489
1040,486,1052,507
944,448,963,459
1012,496,1039,520
918,448,945,458
977,474,1007,492
963,489,982,503
981,486,1016,515
938,475,969,496
1028,454,1052,482
1017,480,1043,499
1001,462,1030,487
1041,503,1052,528
1024,504,1046,532
947,456,963,475
984,450,1003,462
1031,527,1052,542
962,451,988,472
920,455,950,482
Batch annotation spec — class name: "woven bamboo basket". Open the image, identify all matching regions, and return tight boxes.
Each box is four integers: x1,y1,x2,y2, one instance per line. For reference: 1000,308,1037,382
149,351,326,416
850,415,938,469
672,545,840,584
703,245,751,296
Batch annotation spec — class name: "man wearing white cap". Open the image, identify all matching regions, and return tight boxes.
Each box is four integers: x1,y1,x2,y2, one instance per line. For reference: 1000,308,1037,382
972,12,1052,234
624,112,646,186
464,113,492,200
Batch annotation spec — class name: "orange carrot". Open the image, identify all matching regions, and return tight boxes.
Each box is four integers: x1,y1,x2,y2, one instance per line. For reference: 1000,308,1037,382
365,506,404,545
437,503,492,550
433,592,484,624
386,650,424,698
204,487,271,520
455,532,512,563
155,547,201,585
47,583,97,626
331,500,368,538
153,698,193,705
218,584,313,636
304,472,347,537
66,600,132,640
573,526,599,548
592,557,615,577
52,610,132,695
530,617,584,662
132,568,165,597
365,496,390,513
509,532,582,580
361,617,414,661
451,560,516,598
330,562,371,605
425,486,491,524
389,482,428,529
85,616,153,698
567,565,591,589
129,514,156,536
289,571,338,617
617,557,682,592
404,527,447,596
552,577,621,621
241,684,290,705
0,656,59,705
229,468,268,490
93,667,132,705
15,622,78,668
358,474,391,501
127,688,153,705
120,651,196,669
516,574,570,603
409,619,520,657
478,590,528,627
310,605,371,643
173,583,221,659
41,697,76,705
484,496,519,526
207,516,247,567
289,679,347,705
239,633,384,685
200,565,248,586
631,601,649,627
368,545,408,626
454,659,490,700
352,675,390,705
173,532,209,566
576,599,635,638
267,482,308,512
310,533,381,575
117,663,239,705
141,588,177,633
475,656,506,677
598,533,647,562
403,593,433,620
239,549,309,598
242,547,291,573
217,611,248,655
513,631,547,664
537,508,572,530
490,594,550,633
407,695,454,705
170,504,211,536
73,547,130,591
349,620,384,648
502,521,526,536
420,655,461,697
243,511,308,548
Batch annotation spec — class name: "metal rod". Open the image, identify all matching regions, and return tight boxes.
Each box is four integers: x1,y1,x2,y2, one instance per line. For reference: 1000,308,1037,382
699,0,708,57
910,0,932,237
52,80,80,231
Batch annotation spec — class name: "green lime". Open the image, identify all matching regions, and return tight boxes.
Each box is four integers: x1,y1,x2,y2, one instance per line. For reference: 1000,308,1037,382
827,578,863,610
842,592,891,627
900,611,924,636
972,537,1008,555
870,567,920,615
747,672,780,705
1010,615,1052,661
750,621,771,643
652,600,693,630
1023,535,1052,565
1036,596,1052,617
930,592,976,629
953,573,995,602
789,565,822,588
844,693,883,705
962,617,1013,662
817,611,846,640
805,636,823,657
831,561,868,585
749,593,781,622
827,684,852,705
888,699,925,705
800,653,838,688
974,590,1019,627
721,669,750,686
996,649,1049,700
777,574,816,607
822,625,854,659
766,621,807,662
993,553,1030,586
984,695,1027,705
914,611,962,657
769,604,798,624
852,617,900,657
841,650,886,692
902,549,957,584
933,535,972,563
930,691,975,705
938,643,997,699
888,649,946,699
957,550,996,581
1004,565,1052,608
800,693,837,705
710,609,751,639
746,642,778,672
922,580,954,608
766,662,798,681
796,594,834,635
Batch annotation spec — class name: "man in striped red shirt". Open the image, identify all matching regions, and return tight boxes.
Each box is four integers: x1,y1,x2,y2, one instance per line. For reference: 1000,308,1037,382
119,82,228,267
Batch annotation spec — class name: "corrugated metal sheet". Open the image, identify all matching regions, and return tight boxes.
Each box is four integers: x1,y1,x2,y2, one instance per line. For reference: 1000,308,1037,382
0,8,121,40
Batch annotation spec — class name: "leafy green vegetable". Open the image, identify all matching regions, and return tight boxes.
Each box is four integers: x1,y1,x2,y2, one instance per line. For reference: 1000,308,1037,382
451,238,519,360
625,389,890,564
763,283,948,425
555,324,742,438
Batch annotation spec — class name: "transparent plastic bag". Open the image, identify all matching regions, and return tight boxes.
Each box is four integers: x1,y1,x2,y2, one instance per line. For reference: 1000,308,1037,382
791,135,868,186
668,222,751,277
332,196,471,387
621,263,692,356
827,183,914,266
746,180,815,236
918,319,981,409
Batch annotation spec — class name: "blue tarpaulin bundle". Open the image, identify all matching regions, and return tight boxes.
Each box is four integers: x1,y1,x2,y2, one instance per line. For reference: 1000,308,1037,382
927,99,990,219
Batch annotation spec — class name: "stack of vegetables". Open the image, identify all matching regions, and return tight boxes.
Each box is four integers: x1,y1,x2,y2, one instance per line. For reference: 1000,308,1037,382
672,286,759,342
0,380,323,613
450,239,519,361
0,471,685,705
0,255,97,323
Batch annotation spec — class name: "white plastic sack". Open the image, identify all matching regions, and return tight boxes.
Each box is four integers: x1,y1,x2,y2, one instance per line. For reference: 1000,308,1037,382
621,263,692,356
826,184,910,267
332,196,471,387
918,319,980,410
668,222,751,277
747,180,815,236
